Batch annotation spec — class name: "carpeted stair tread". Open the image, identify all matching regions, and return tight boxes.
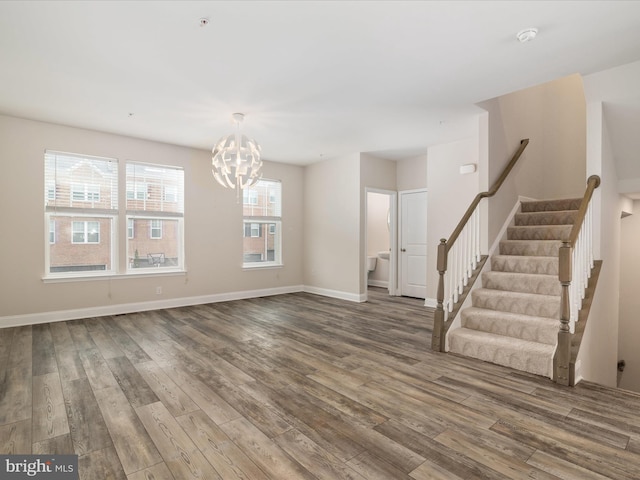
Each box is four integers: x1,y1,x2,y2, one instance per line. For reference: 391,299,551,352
447,196,580,378
499,239,562,257
482,271,561,296
472,288,560,319
491,255,559,275
515,210,578,226
507,225,572,241
520,198,582,213
461,307,558,345
448,328,554,377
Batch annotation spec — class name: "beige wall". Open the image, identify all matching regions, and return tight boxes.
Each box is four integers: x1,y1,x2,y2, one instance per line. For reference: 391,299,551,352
426,136,480,301
303,153,361,298
0,114,303,323
619,200,640,392
397,155,427,191
478,74,587,248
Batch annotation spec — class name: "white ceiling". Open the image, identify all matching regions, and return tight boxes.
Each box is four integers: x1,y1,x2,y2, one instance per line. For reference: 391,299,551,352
1,1,640,165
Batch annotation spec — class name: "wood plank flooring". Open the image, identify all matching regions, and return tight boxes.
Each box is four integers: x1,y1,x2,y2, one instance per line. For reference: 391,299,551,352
2,287,640,479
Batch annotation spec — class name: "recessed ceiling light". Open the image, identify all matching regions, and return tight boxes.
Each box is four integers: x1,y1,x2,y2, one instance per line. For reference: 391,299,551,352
199,17,210,27
516,28,538,43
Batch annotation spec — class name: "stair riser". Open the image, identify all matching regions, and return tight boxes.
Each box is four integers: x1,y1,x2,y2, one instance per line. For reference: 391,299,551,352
461,311,557,345
491,256,559,275
472,290,560,319
515,211,577,226
482,272,561,296
500,241,561,257
449,334,552,377
507,226,571,241
520,198,582,213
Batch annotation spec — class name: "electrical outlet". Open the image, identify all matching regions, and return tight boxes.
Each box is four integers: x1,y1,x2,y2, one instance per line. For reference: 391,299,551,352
156,286,162,295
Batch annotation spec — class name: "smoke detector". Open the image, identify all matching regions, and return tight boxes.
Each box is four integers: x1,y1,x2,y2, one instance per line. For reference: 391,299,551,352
516,28,538,43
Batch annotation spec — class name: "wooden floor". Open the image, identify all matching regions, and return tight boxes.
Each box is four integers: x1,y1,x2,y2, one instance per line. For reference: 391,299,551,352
2,287,640,479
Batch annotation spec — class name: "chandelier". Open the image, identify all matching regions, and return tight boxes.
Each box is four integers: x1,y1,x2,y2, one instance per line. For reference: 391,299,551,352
211,113,263,190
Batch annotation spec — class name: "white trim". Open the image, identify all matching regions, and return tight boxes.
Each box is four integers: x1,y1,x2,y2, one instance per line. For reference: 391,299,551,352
424,297,437,308
0,285,305,328
303,285,366,303
43,268,186,283
367,279,388,288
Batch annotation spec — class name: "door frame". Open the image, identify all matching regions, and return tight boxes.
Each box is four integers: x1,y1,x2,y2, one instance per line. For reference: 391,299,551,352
398,188,428,297
364,188,397,301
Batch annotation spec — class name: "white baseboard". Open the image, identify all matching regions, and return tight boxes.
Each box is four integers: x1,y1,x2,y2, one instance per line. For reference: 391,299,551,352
0,283,377,328
367,280,389,288
303,286,367,303
0,285,305,328
424,297,437,308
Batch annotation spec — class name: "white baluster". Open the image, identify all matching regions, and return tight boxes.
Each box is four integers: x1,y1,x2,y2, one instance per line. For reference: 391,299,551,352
475,207,481,263
451,244,459,305
458,229,467,295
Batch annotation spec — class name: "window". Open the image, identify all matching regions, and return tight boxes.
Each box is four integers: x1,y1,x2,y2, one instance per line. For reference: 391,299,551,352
72,221,100,244
164,186,177,203
127,183,147,201
72,184,100,202
49,219,55,244
243,189,258,205
46,184,56,201
150,219,162,239
243,223,261,238
45,151,117,275
45,151,184,277
242,179,282,267
127,162,184,271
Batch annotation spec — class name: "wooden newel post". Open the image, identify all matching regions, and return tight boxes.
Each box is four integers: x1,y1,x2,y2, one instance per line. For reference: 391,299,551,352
556,242,572,385
432,238,448,352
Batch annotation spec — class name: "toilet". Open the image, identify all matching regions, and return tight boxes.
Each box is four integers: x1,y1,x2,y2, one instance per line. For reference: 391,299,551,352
366,256,377,273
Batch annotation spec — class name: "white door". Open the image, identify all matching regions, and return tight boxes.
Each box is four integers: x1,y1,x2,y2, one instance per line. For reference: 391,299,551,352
399,190,427,299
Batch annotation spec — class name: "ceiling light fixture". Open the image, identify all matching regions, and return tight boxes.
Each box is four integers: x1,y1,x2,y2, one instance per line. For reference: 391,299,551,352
516,27,538,43
211,113,263,192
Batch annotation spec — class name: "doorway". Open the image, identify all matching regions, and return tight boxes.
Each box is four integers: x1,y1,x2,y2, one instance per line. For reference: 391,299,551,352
399,189,427,299
365,189,397,299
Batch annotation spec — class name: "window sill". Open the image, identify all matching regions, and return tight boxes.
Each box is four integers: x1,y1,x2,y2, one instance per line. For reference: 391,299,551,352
242,263,283,270
42,269,187,283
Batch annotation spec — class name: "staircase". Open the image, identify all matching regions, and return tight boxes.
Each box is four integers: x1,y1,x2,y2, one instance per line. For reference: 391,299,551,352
448,198,583,377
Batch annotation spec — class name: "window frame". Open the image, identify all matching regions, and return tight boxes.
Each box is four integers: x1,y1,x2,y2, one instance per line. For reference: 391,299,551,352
242,179,282,269
44,151,185,280
45,151,118,278
126,161,184,274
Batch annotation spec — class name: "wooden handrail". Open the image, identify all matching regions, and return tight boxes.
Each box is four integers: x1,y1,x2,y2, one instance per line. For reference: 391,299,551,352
567,175,601,247
432,139,529,352
446,139,529,251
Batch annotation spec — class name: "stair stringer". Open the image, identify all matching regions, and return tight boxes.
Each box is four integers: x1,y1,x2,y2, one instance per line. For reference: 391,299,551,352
444,197,535,351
